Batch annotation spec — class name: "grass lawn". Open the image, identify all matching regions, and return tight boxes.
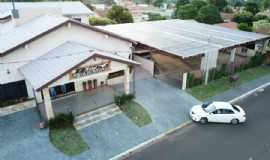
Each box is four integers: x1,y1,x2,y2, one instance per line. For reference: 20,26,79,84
49,126,89,156
187,66,270,101
121,100,152,127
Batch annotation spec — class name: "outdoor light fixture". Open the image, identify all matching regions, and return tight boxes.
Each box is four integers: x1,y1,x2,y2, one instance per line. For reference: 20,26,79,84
6,69,10,74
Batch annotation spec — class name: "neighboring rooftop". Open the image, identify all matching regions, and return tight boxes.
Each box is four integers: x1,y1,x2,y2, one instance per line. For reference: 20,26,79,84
20,41,139,91
101,19,269,58
0,1,94,16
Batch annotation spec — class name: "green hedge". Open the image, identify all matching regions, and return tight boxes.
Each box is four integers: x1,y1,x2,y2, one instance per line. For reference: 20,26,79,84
114,93,135,106
48,113,74,129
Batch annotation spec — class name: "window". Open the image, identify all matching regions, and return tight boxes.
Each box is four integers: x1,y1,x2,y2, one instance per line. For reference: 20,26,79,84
232,105,240,112
222,109,234,114
73,18,81,22
108,70,124,79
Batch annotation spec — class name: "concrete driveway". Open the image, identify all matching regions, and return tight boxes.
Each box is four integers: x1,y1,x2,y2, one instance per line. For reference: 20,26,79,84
79,76,201,160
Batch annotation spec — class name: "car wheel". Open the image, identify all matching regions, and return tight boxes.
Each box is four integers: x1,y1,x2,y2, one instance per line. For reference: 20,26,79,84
231,119,239,125
200,117,208,124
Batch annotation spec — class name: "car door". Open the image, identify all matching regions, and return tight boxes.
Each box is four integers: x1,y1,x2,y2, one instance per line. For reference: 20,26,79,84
208,109,224,123
221,109,235,123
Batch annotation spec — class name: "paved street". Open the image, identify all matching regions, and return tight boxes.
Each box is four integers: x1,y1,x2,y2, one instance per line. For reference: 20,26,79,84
127,86,270,160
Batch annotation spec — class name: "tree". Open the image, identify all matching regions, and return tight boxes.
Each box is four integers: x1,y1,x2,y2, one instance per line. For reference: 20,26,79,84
223,5,233,13
177,4,197,19
176,0,190,14
232,11,254,25
190,0,207,10
196,4,223,24
238,23,253,32
107,5,134,24
207,0,228,11
245,1,259,15
176,0,190,6
153,0,164,7
262,0,270,10
89,17,116,26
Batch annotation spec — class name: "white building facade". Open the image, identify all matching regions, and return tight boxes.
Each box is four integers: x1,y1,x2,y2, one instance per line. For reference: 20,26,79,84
0,14,138,119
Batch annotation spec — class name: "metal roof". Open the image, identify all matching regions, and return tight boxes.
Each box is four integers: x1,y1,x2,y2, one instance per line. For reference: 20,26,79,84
20,41,139,90
0,2,93,16
101,19,269,58
0,14,69,55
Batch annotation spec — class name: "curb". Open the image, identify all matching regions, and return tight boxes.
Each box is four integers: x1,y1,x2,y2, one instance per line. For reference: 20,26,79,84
229,81,270,103
110,120,192,160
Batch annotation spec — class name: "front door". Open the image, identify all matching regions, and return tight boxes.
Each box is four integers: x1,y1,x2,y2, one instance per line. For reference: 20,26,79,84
93,79,97,89
87,80,92,90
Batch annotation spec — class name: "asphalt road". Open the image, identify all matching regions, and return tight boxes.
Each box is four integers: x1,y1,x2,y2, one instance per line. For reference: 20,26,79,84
127,86,270,160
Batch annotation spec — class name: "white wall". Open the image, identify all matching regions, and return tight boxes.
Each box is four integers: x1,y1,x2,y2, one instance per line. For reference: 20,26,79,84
134,55,154,75
200,50,219,70
0,22,132,85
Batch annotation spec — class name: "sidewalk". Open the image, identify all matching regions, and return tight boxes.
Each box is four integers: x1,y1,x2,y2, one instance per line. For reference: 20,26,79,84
207,74,270,102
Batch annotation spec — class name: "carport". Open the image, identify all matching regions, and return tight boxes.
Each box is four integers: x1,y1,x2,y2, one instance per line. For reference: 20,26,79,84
100,19,270,87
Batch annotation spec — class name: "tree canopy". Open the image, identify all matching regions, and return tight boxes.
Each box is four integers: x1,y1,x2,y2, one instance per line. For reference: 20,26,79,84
107,5,134,24
207,0,228,11
177,4,197,19
196,4,223,24
244,1,259,15
190,0,207,10
262,0,270,10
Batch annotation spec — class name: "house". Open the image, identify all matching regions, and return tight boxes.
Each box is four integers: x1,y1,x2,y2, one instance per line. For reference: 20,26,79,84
101,20,270,86
0,1,95,24
0,12,138,120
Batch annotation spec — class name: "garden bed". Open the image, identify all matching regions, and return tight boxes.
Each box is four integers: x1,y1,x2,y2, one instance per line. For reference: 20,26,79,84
115,94,152,127
187,66,270,101
121,100,152,127
48,113,89,156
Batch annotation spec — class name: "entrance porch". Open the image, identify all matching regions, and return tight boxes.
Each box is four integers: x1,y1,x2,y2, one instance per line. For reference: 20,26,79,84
38,86,117,119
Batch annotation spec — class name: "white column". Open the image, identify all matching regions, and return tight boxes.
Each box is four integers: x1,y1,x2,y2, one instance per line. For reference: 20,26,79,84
124,67,130,94
74,81,83,92
42,87,54,120
182,73,187,90
25,80,34,98
230,48,236,63
35,91,43,103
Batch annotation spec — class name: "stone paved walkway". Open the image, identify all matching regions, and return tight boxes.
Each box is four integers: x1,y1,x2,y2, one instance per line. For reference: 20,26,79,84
207,74,270,102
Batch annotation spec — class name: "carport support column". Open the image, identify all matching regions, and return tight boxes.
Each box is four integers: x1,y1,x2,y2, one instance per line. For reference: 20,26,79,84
42,87,54,120
263,39,269,54
230,48,236,63
124,67,130,94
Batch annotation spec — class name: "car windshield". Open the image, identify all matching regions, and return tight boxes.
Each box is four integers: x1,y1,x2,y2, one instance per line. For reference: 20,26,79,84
202,102,216,113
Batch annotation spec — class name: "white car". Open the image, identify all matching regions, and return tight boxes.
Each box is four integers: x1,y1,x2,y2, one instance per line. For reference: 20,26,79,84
190,101,246,124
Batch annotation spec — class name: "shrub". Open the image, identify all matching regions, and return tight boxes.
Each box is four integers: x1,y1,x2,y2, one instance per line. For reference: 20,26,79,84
232,11,254,25
89,17,116,26
148,13,167,21
238,23,253,32
187,72,203,88
48,113,74,129
248,52,265,67
114,93,135,106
